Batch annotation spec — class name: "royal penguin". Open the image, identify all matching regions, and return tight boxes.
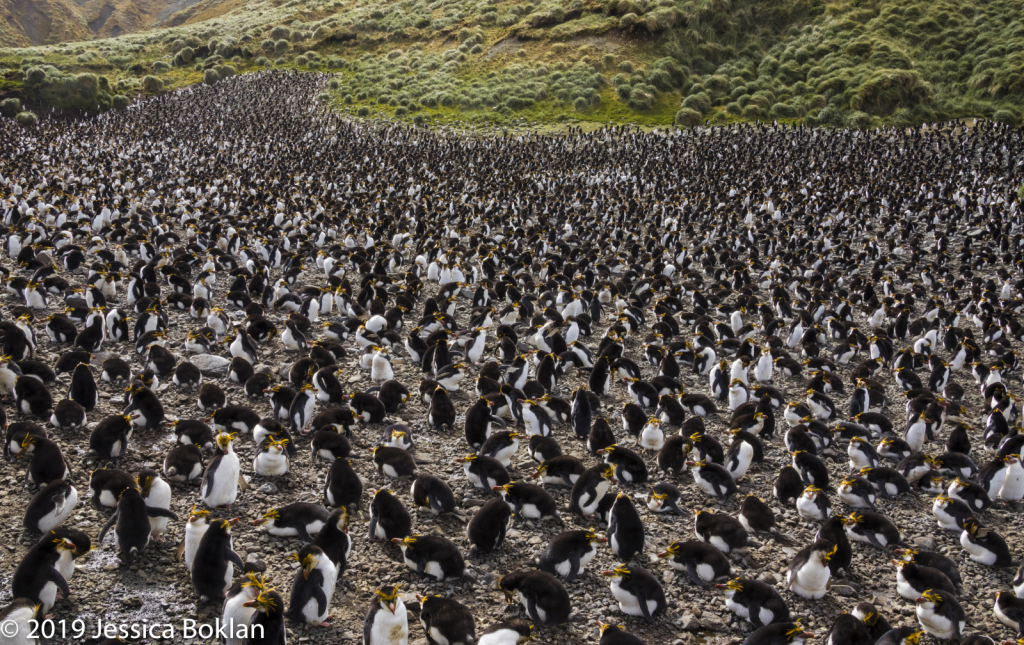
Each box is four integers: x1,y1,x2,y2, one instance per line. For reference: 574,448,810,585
658,540,732,586
202,432,242,509
694,508,757,553
499,569,572,626
314,508,352,575
164,443,204,483
363,585,409,645
741,622,815,645
533,455,586,487
244,589,288,645
192,518,245,603
368,489,412,542
253,436,291,477
914,589,965,641
648,482,686,516
222,574,266,645
23,478,78,533
837,476,877,510
252,502,329,542
774,466,805,505
932,494,974,531
993,590,1024,633
467,497,514,554
608,493,645,561
960,518,1013,567
138,469,172,541
458,454,511,490
311,425,352,462
786,540,835,599
796,486,832,522
480,618,532,645
11,532,76,613
285,544,337,626
373,446,417,478
410,474,457,515
324,457,363,509
600,444,648,483
479,431,520,467
288,383,318,431
738,495,784,540
98,486,176,564
531,433,564,463
89,413,134,459
601,564,666,623
393,535,465,581
851,602,892,642
494,481,561,523
123,383,164,429
874,628,923,645
538,528,608,582
894,560,957,600
0,598,42,645
464,397,503,450
50,397,87,431
68,362,98,411
718,577,791,627
19,435,71,488
688,460,738,498
427,386,457,431
15,374,52,418
844,510,902,550
417,594,476,645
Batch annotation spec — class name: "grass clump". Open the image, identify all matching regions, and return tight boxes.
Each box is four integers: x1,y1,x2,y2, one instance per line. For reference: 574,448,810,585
15,111,37,126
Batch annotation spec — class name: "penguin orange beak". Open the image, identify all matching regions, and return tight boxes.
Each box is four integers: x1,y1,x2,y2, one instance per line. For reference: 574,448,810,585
600,570,615,576
390,538,404,544
657,551,669,558
594,537,608,543
227,517,240,525
714,583,729,588
242,600,257,607
491,486,504,492
252,519,265,526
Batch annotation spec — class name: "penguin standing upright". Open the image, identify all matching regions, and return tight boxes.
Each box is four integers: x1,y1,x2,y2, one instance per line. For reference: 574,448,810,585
596,622,644,645
467,497,514,554
571,386,593,440
0,598,41,645
138,469,172,541
244,589,288,645
498,569,572,626
786,540,834,600
202,432,242,509
368,489,412,542
69,362,98,411
98,486,177,564
608,493,645,561
286,544,337,626
11,532,76,614
223,574,266,645
192,518,245,603
363,585,408,645
601,564,666,623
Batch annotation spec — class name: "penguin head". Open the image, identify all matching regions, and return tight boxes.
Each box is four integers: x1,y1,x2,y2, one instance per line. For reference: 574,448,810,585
136,470,158,495
48,533,77,554
584,528,607,545
215,432,236,451
253,508,280,527
391,535,418,549
901,632,923,645
373,585,403,614
242,573,268,595
600,564,631,581
914,589,945,609
242,589,281,615
187,505,211,527
601,464,617,482
657,541,682,559
784,621,815,644
290,547,323,580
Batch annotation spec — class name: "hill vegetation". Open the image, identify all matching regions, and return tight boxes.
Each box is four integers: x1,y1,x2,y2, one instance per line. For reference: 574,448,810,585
0,0,1022,128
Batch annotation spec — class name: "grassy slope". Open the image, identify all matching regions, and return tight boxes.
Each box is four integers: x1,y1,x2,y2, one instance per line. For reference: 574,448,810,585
0,0,1021,128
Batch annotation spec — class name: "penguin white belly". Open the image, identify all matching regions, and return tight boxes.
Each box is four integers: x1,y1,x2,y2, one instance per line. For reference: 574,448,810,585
725,597,749,618
961,533,998,564
639,426,665,451
2,606,37,645
611,581,658,616
519,503,541,519
184,525,209,572
895,574,918,600
1000,468,1024,500
374,521,389,540
254,453,289,476
790,563,829,599
370,605,408,645
729,444,753,479
885,483,900,496
696,563,715,582
230,421,250,433
428,627,450,645
1015,579,1024,598
424,561,444,579
98,489,118,507
933,507,960,531
56,551,75,581
693,472,716,496
514,590,546,622
492,446,516,466
709,536,730,552
222,596,256,645
383,464,399,478
758,607,776,625
995,602,1020,630
39,580,58,611
917,606,958,639
188,463,202,480
301,565,337,623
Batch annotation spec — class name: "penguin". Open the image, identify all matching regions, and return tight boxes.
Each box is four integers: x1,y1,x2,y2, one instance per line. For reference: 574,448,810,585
163,443,203,482
738,496,784,539
243,589,288,645
253,436,291,477
123,383,164,429
138,469,172,541
647,482,687,516
192,518,245,603
495,481,561,523
467,497,514,554
88,468,136,508
894,560,957,600
392,535,465,580
797,486,832,522
894,548,962,587
11,532,75,613
223,574,266,645
252,503,329,542
174,418,216,450
15,374,52,418
313,507,352,575
786,540,834,599
844,510,902,551
368,488,412,542
774,466,805,505
410,474,457,515
373,446,417,478
363,585,409,645
694,508,757,553
498,569,572,626
311,425,353,462
0,598,42,645
538,528,608,582
23,478,78,533
50,397,87,431
601,564,666,624
914,589,965,641
68,362,98,411
658,540,732,587
791,450,831,490
717,577,791,627
89,413,133,459
608,493,645,561
823,614,873,645
837,476,877,510
741,622,815,645
201,432,242,509
569,463,615,519
479,431,520,467
427,386,457,431
533,455,586,486
960,518,1013,566
324,456,363,509
98,486,176,563
600,444,648,483
531,433,564,463
286,544,337,626
19,435,71,488
851,602,892,642
993,590,1024,634
417,594,476,645
932,494,974,531
571,386,593,440
480,619,532,645
688,459,738,498
211,404,262,435
289,383,318,431
873,628,923,645
465,396,504,450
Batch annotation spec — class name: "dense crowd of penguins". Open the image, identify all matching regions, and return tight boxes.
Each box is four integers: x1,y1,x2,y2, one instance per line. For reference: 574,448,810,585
0,69,1022,645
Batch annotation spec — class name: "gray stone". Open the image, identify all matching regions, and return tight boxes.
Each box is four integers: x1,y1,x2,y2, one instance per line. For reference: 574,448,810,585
912,536,937,550
680,613,701,632
259,482,278,494
831,585,857,597
188,354,232,377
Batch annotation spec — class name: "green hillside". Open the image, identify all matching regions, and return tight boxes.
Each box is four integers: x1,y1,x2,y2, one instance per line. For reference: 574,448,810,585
1,0,1022,128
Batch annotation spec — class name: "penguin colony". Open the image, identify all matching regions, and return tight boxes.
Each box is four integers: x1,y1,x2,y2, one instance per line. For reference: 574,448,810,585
0,70,1022,645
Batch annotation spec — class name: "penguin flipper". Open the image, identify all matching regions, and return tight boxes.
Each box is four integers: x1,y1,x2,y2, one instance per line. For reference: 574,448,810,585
488,415,507,429
560,474,575,487
685,563,709,587
669,502,687,517
175,539,185,562
635,589,654,623
863,531,888,551
310,576,329,617
367,515,379,542
295,525,313,543
746,601,764,628
226,548,245,569
565,553,581,584
99,509,119,543
427,491,445,514
46,566,71,599
237,474,249,492
146,507,178,520
522,592,542,624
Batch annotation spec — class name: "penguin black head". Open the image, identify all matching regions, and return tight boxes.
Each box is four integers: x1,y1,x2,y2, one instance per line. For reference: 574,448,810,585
372,584,403,614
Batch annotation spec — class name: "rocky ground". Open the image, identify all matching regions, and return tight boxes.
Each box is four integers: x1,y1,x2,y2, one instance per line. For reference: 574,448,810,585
0,233,1022,645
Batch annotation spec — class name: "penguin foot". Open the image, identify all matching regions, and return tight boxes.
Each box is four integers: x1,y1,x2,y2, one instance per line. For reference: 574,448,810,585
318,622,332,627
